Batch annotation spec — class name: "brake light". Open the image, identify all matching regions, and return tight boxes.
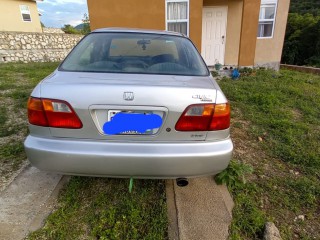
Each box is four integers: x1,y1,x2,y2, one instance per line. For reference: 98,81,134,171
175,103,230,131
27,97,82,129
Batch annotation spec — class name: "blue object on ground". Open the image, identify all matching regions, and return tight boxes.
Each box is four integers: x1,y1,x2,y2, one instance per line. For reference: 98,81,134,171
232,69,240,80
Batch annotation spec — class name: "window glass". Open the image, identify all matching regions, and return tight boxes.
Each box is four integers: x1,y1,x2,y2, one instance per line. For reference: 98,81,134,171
167,2,188,20
20,5,31,22
60,33,208,76
257,2,277,38
166,1,189,35
259,6,275,19
168,22,187,35
258,22,273,38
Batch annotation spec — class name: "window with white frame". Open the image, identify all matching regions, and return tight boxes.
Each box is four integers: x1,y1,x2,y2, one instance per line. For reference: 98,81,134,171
20,5,31,22
166,0,189,36
257,0,278,38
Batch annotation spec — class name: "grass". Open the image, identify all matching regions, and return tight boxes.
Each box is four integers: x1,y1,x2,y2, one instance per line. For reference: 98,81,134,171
0,62,60,180
0,62,168,239
27,177,168,240
216,69,320,239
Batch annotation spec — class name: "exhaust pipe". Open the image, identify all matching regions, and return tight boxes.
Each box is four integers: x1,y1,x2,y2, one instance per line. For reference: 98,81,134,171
176,178,189,187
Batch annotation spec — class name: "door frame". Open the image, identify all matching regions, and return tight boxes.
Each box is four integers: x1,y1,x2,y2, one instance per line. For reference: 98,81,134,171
201,6,228,65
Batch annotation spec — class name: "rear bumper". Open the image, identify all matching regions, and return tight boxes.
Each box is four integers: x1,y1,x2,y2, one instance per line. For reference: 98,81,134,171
24,135,233,179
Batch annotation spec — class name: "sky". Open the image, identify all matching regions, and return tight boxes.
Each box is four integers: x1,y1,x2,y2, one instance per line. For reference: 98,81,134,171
37,0,89,28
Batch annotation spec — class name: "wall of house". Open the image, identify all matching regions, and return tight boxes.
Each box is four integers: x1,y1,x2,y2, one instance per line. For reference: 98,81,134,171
203,0,243,66
238,0,260,66
0,32,83,63
0,0,42,33
87,0,204,51
254,0,290,70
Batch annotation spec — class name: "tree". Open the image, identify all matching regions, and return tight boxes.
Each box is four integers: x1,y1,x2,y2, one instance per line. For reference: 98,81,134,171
282,13,320,67
61,24,81,34
81,13,91,35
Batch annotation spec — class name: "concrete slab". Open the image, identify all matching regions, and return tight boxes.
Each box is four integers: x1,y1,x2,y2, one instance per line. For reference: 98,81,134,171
167,176,234,240
0,165,64,240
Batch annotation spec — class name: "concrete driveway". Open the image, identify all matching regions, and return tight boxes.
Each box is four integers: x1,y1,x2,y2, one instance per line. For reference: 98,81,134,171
166,177,234,240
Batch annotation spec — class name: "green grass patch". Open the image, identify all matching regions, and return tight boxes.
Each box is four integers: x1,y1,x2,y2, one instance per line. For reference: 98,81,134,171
0,140,26,170
28,177,168,240
220,69,320,172
217,69,320,239
0,106,7,123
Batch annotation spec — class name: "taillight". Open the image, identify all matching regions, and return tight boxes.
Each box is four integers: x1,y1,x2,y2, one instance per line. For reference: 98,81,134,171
209,103,230,130
28,98,48,126
27,97,82,129
175,103,230,131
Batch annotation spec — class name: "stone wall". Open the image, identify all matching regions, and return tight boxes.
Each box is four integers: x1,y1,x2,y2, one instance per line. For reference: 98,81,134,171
42,27,65,34
281,64,320,75
0,32,83,63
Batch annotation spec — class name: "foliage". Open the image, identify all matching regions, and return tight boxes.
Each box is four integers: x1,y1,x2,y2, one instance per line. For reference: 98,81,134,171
282,13,320,67
282,1,320,67
81,13,91,35
61,13,91,35
215,160,253,189
290,0,320,16
210,71,219,77
61,24,81,34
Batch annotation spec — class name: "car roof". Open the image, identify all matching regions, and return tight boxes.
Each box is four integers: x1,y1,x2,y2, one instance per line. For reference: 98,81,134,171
92,27,186,37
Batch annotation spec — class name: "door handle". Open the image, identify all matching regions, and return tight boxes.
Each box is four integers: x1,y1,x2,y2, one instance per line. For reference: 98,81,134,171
222,35,225,44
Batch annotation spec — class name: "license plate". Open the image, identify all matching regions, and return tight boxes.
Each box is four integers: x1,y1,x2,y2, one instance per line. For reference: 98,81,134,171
107,110,154,135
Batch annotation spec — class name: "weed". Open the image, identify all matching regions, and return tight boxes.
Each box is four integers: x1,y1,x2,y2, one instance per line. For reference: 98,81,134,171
215,160,253,189
211,71,219,77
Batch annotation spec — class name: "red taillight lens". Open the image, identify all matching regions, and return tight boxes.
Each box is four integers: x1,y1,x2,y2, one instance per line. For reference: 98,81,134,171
175,103,230,131
27,97,82,129
209,103,230,130
28,97,48,126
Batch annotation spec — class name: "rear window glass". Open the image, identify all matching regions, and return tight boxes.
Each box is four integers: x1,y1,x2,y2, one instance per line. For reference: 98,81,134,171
59,32,209,76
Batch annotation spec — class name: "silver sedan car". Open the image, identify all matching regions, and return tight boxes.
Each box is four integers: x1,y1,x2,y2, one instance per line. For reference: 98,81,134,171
24,28,233,180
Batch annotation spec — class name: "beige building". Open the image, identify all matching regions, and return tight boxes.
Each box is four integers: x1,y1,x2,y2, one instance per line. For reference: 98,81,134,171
87,0,290,69
0,0,42,33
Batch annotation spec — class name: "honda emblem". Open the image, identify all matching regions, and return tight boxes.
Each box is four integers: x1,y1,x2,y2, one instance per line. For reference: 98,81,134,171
123,92,134,101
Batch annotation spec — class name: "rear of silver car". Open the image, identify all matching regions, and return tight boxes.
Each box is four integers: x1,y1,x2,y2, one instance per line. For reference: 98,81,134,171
24,29,233,179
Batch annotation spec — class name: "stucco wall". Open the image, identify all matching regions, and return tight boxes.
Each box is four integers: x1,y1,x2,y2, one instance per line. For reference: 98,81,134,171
254,0,290,69
0,32,83,63
0,0,42,33
238,0,261,66
87,0,204,51
203,0,243,65
87,0,242,62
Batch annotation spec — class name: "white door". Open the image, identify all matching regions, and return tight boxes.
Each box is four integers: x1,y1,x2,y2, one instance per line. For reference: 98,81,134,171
201,7,228,66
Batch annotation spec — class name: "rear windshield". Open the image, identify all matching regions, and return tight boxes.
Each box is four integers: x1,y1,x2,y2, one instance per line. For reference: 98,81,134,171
59,32,209,76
